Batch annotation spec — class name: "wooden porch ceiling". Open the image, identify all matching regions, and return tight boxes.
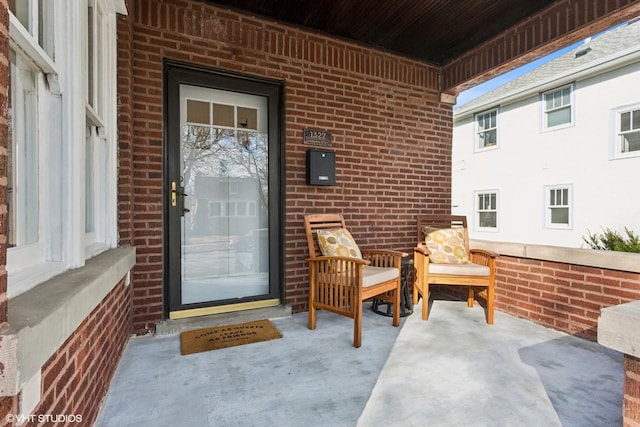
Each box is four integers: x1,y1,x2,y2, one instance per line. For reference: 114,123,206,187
206,1,640,92
206,0,557,65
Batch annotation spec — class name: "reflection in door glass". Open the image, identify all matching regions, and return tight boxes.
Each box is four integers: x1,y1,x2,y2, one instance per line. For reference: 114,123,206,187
180,86,269,305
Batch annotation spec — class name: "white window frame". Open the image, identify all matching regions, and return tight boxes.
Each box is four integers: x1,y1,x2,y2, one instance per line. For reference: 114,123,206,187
85,0,106,256
545,185,573,229
7,1,122,298
474,190,499,231
611,103,640,159
474,108,499,151
7,3,62,297
541,84,574,131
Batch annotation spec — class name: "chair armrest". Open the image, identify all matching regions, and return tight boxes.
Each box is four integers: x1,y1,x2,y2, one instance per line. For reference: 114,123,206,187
469,248,499,258
469,248,498,269
413,244,431,256
361,249,406,269
307,256,369,266
361,249,408,258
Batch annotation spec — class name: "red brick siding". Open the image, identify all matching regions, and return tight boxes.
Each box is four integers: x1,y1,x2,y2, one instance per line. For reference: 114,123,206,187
625,355,640,427
117,0,136,248
0,0,8,325
0,279,131,427
495,256,640,341
120,0,452,332
444,0,640,93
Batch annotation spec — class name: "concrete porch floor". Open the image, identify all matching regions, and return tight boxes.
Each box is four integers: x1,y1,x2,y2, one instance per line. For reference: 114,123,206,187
95,296,623,427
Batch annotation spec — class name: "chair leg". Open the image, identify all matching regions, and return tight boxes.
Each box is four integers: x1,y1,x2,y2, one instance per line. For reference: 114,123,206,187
486,285,495,325
353,303,362,348
467,287,474,308
392,282,400,327
421,284,430,321
308,303,316,330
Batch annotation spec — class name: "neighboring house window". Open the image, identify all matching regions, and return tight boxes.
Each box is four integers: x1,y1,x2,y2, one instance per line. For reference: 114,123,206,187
543,85,573,129
617,106,640,155
475,191,498,229
475,108,498,150
546,186,572,228
229,181,239,195
209,201,222,217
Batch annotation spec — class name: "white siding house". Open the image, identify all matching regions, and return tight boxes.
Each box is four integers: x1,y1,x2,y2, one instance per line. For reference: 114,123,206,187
453,19,640,248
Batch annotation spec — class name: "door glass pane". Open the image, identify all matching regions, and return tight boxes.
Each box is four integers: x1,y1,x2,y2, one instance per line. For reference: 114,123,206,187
180,85,269,305
212,103,234,127
186,100,210,125
237,107,258,130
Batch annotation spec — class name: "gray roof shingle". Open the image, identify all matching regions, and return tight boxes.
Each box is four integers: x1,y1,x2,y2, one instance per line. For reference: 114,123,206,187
454,18,640,117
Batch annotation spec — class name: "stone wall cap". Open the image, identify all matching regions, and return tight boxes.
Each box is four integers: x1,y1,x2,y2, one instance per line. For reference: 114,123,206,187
598,300,640,357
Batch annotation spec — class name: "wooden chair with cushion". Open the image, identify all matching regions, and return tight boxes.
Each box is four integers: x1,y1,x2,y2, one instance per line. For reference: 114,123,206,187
304,214,405,348
413,215,498,324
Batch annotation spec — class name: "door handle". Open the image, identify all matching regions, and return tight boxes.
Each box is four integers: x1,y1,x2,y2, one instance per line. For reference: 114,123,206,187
171,181,190,214
171,182,178,207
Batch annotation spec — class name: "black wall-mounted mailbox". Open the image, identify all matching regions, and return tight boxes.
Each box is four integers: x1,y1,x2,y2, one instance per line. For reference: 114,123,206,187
306,149,336,186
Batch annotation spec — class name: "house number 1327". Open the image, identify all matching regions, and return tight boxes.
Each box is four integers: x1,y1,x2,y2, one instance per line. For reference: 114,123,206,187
303,128,332,146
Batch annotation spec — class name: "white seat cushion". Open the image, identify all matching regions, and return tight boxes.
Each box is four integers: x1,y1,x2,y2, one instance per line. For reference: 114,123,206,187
429,262,490,276
363,266,399,287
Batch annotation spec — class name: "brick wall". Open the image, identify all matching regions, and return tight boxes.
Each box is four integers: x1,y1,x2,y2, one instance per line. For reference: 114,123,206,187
0,0,8,326
495,256,640,341
625,355,640,427
0,279,131,427
117,0,136,249
120,0,453,332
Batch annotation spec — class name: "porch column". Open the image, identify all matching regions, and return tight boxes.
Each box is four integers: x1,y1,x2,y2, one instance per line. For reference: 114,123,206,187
599,301,640,426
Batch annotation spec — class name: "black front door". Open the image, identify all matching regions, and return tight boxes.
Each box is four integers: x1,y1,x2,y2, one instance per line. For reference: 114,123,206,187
164,63,283,318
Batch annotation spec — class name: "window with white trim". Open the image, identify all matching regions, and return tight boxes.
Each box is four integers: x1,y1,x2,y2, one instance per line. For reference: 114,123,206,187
7,0,58,297
475,191,498,230
546,185,572,228
615,105,640,156
542,85,573,129
8,51,39,249
7,0,123,297
85,0,110,254
9,0,56,58
475,108,498,150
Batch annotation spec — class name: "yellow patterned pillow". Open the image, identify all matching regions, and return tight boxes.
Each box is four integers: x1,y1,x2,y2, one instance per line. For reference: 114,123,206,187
316,229,363,259
425,228,469,264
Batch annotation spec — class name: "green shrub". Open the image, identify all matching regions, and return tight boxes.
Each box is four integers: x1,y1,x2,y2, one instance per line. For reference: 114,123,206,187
583,227,640,253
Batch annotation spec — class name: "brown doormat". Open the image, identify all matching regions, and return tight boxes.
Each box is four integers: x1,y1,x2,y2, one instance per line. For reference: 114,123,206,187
180,319,282,355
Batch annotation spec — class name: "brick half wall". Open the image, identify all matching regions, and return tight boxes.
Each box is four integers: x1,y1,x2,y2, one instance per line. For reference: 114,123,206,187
472,240,640,342
0,279,131,427
495,256,640,341
625,355,640,427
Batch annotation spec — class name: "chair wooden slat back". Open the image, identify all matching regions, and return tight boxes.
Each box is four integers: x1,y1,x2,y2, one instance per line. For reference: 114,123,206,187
304,213,347,258
417,215,469,253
